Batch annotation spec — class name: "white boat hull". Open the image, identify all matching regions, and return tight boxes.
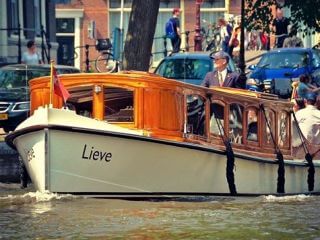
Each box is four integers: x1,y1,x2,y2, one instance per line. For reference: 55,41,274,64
8,107,320,197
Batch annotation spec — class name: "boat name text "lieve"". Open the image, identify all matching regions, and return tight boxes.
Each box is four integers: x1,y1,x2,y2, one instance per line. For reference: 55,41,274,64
82,144,112,162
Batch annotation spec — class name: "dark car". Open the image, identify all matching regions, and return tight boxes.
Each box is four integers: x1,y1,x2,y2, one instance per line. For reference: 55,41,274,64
0,64,80,133
154,52,238,86
247,48,320,98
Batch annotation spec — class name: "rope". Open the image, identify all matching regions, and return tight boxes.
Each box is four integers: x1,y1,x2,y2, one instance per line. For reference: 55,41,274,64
260,104,285,193
214,114,237,196
291,110,315,191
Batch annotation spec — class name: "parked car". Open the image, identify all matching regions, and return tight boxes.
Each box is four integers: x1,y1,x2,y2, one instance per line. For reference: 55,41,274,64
0,64,80,133
247,48,320,98
154,52,238,86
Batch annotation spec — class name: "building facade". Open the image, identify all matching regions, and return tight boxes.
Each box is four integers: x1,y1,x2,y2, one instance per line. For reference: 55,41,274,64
55,0,318,71
56,0,242,70
0,0,57,66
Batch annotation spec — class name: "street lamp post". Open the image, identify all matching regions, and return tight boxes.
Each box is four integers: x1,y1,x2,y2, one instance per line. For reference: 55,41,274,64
238,0,246,74
194,0,203,51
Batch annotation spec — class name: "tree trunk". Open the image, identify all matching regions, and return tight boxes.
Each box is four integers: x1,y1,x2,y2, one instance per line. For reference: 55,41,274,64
123,0,160,71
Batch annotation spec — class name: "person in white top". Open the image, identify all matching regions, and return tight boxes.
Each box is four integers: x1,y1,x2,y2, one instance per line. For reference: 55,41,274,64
21,40,43,65
292,92,320,147
217,18,233,53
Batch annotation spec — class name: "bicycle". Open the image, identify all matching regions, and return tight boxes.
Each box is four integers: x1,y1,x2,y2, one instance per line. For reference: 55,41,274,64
272,33,288,49
201,20,222,52
94,39,119,73
95,50,119,73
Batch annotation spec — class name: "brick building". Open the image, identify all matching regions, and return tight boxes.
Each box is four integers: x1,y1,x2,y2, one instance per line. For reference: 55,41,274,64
56,0,243,71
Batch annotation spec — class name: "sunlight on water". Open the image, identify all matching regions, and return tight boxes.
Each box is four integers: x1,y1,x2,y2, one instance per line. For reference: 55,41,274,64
0,190,79,205
263,194,312,202
0,185,319,240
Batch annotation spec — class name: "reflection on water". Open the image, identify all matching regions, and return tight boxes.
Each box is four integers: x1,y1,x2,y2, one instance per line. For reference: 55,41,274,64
0,183,320,239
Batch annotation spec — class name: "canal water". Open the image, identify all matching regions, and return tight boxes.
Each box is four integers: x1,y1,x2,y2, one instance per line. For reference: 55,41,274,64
0,183,320,239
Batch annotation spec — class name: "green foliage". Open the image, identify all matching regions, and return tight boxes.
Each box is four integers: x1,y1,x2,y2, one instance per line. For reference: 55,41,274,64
245,0,320,34
285,0,320,34
245,0,276,33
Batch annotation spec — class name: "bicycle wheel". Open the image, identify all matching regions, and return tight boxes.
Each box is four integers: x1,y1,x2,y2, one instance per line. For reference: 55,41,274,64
95,53,117,73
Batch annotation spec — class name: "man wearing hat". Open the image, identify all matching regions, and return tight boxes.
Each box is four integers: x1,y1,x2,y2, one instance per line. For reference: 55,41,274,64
201,51,245,88
293,92,320,147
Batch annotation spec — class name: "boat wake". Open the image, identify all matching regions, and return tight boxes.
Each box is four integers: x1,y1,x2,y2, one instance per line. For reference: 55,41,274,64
0,190,79,205
263,194,312,202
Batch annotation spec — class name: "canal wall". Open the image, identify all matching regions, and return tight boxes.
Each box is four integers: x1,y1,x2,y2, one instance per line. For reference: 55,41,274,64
0,136,20,183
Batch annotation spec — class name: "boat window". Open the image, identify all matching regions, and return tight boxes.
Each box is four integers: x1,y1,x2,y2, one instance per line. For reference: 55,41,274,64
247,107,258,142
186,94,206,136
104,86,134,122
229,103,244,144
210,102,224,136
278,111,289,148
262,108,276,147
67,86,93,117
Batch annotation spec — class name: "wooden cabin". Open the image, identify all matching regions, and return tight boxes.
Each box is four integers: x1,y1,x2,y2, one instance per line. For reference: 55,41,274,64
29,71,294,159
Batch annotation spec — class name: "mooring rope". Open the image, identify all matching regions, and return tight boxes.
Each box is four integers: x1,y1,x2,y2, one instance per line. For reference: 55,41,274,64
260,104,285,194
291,110,315,191
214,115,237,196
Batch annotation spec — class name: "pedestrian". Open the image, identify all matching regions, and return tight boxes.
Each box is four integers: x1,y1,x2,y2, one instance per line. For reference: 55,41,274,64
272,8,290,48
297,74,320,100
201,51,245,89
218,18,233,54
165,8,181,53
228,26,241,62
21,40,43,65
292,92,320,148
282,27,304,48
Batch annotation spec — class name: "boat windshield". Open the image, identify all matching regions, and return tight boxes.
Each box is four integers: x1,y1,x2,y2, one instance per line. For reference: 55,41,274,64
257,52,309,69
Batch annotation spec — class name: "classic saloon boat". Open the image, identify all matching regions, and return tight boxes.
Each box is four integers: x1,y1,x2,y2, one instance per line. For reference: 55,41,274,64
5,71,320,197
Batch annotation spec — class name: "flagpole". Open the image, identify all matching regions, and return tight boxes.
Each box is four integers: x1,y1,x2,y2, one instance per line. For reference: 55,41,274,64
50,60,54,106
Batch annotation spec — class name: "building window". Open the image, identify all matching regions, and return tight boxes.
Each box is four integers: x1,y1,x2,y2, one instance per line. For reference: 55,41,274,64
7,0,20,36
34,0,41,36
55,0,72,4
56,18,75,33
159,0,180,8
202,0,225,8
201,0,227,28
109,0,132,8
23,0,42,38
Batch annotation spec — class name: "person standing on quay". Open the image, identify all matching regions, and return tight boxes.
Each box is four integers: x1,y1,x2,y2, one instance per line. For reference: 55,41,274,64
21,40,43,65
272,8,290,48
168,8,181,53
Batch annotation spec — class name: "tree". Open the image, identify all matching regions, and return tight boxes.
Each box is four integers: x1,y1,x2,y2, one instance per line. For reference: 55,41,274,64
245,0,276,33
286,0,320,34
245,0,320,34
123,0,160,71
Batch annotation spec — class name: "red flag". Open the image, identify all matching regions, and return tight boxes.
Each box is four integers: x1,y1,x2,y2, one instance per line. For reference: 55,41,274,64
52,66,70,104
